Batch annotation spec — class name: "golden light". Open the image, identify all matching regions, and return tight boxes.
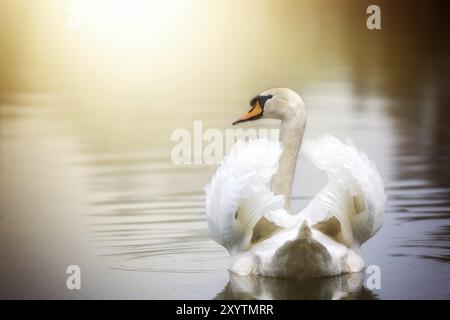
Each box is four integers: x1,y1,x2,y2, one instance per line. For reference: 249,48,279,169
69,0,188,41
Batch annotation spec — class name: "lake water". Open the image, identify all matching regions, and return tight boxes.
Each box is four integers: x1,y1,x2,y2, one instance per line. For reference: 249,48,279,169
0,62,449,299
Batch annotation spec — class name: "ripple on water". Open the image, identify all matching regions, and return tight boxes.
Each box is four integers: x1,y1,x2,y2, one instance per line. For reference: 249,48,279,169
85,155,227,274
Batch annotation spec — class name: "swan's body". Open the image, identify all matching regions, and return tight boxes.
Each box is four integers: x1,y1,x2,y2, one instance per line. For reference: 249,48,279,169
205,88,385,278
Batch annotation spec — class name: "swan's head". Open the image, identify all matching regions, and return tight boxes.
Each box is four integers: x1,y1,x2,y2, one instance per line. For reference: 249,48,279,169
232,88,305,125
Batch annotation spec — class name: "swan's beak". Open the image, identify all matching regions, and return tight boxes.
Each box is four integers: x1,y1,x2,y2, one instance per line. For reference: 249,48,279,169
232,100,263,125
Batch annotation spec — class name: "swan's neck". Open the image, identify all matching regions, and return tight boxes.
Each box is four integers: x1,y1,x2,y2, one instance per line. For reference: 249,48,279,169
271,111,306,211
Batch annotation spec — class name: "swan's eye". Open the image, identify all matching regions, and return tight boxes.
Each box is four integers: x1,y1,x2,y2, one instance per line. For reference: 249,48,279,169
250,94,273,108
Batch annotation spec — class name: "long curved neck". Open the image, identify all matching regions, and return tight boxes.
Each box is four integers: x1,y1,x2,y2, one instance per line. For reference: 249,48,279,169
271,111,306,211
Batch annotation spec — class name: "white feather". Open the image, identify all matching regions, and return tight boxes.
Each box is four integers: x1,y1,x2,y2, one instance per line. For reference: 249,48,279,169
205,138,284,253
301,134,386,246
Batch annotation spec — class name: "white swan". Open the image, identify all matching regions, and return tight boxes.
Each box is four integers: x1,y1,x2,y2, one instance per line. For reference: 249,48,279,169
205,88,386,278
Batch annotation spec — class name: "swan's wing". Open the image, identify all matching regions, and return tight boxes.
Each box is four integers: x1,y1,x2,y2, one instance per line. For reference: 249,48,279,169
205,138,285,253
300,135,386,247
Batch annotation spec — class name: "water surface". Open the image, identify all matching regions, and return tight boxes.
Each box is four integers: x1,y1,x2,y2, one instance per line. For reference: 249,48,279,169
0,67,449,299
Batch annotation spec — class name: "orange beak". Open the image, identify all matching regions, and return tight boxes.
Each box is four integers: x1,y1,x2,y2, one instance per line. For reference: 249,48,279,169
232,100,263,125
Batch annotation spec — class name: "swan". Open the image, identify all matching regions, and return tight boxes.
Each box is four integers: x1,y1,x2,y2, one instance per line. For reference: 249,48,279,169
205,88,386,279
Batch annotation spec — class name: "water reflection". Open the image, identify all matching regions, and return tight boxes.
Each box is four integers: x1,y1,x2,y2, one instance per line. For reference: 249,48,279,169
215,272,378,300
